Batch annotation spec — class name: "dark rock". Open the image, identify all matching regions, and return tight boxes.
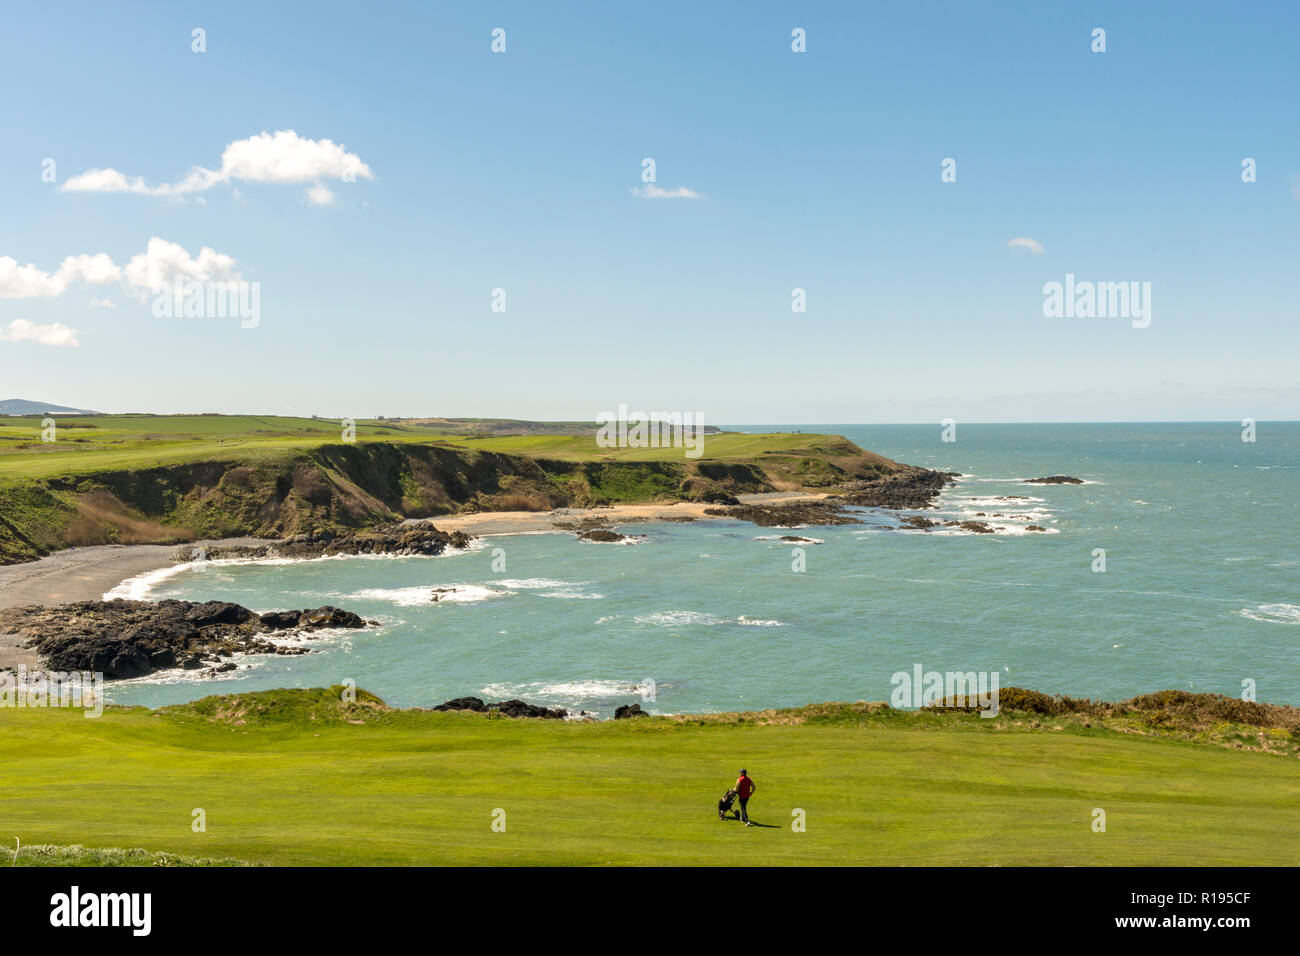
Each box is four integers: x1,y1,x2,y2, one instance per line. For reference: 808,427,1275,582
0,598,372,681
704,500,862,528
186,524,474,563
1026,525,1047,532
837,468,960,510
577,529,630,543
298,606,365,630
433,696,487,712
615,703,649,719
184,601,255,627
898,515,941,530
148,647,177,669
1023,476,1083,484
258,610,301,630
495,699,567,719
433,696,567,719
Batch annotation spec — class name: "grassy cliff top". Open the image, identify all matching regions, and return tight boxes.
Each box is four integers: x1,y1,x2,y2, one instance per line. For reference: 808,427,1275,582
0,414,893,485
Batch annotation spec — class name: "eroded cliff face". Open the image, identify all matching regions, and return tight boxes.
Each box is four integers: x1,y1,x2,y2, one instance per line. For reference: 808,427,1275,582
0,443,782,564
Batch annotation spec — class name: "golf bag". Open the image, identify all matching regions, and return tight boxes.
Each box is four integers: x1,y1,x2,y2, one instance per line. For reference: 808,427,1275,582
717,788,741,820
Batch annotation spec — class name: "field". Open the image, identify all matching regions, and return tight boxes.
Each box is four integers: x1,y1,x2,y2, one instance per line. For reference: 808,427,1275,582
1,688,1295,867
0,414,873,484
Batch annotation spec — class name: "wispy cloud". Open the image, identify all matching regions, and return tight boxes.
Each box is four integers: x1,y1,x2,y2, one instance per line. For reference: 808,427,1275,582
304,183,336,206
61,130,373,204
1006,237,1045,255
1,318,80,347
89,297,117,309
633,184,704,199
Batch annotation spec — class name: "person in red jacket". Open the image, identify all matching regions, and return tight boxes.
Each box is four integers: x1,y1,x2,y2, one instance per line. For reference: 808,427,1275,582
735,769,756,827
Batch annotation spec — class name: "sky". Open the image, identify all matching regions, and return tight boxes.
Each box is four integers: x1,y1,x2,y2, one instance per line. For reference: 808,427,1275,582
1,0,1297,424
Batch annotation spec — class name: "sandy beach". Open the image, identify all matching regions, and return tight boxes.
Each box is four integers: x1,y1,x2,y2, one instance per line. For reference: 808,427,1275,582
408,492,827,536
0,538,272,611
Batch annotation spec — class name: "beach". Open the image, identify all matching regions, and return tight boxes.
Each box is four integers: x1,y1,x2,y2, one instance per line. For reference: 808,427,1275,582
0,493,826,609
408,491,827,535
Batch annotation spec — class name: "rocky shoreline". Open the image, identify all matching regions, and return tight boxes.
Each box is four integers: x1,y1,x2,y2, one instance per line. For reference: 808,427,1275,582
430,695,653,721
704,467,960,528
0,599,371,679
180,524,473,563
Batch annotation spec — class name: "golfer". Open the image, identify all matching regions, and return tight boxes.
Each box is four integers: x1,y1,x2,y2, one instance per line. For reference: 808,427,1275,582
735,769,756,827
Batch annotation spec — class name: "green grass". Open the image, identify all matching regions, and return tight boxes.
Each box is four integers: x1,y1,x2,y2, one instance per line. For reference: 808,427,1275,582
3,844,255,867
0,414,858,485
1,688,1295,866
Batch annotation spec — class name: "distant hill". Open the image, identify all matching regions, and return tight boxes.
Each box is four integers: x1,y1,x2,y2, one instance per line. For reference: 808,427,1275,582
0,399,100,415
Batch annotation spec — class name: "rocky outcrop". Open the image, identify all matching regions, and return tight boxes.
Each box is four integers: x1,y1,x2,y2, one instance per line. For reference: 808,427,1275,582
184,524,471,563
577,528,637,543
432,696,488,712
614,703,649,719
432,696,568,719
836,467,959,509
0,599,368,679
897,516,998,533
704,500,863,527
898,515,941,530
1023,476,1083,484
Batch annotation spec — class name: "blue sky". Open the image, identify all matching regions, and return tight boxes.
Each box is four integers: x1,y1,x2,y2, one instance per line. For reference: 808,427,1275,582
1,0,1297,423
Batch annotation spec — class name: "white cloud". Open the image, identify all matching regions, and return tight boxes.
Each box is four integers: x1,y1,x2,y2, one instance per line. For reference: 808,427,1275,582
121,238,238,292
221,131,371,184
61,130,373,199
305,183,336,206
0,258,67,298
58,253,122,285
60,168,154,194
0,238,239,301
633,184,704,199
1006,237,1045,255
0,253,120,299
89,298,117,309
1,319,80,347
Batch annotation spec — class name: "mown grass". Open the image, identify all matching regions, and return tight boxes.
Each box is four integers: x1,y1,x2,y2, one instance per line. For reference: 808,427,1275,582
0,415,849,484
1,687,1295,867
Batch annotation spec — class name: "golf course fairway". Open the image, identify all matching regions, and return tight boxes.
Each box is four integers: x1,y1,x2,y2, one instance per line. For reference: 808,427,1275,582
1,688,1295,867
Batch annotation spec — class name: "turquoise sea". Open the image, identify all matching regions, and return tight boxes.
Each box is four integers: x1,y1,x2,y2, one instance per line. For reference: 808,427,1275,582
104,423,1300,714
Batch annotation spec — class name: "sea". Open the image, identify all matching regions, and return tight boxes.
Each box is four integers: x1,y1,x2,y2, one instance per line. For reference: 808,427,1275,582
102,423,1300,715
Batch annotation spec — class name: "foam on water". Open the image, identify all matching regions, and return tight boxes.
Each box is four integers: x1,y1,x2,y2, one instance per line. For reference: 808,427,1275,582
350,584,512,606
1239,603,1300,625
